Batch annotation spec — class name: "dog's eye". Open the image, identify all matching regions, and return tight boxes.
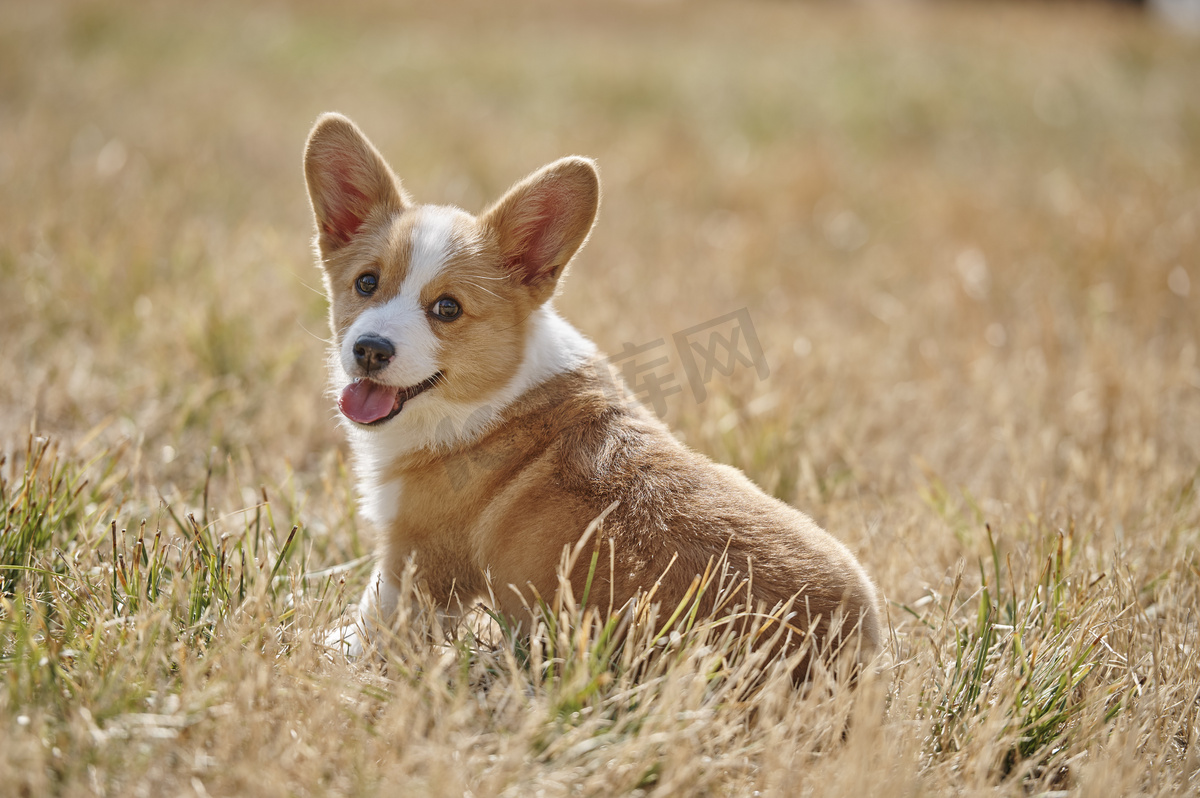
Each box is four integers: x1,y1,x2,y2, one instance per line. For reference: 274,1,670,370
431,297,462,321
355,274,378,296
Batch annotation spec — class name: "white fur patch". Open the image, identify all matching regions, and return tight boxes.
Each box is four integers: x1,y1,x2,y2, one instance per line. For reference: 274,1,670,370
359,477,402,528
498,304,597,408
324,564,401,657
407,206,456,293
360,563,401,624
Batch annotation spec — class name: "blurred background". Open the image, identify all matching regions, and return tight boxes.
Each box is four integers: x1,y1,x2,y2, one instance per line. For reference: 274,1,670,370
1,0,1198,600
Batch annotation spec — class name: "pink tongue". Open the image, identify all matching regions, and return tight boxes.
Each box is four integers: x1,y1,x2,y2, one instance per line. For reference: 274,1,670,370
338,380,398,424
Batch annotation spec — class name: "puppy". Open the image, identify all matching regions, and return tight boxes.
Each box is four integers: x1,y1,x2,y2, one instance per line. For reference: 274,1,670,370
305,113,880,668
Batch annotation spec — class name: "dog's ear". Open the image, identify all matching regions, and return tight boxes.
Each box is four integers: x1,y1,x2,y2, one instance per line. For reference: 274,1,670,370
480,157,599,303
304,113,407,256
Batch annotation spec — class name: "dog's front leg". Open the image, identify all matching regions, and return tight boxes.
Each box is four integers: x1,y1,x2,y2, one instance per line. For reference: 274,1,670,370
324,562,400,658
325,560,467,656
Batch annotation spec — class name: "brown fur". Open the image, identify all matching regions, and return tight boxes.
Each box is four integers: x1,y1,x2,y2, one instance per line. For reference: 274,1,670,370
386,368,882,658
304,112,881,668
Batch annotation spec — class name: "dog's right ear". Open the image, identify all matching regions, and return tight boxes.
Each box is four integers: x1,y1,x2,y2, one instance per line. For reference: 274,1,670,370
304,113,407,256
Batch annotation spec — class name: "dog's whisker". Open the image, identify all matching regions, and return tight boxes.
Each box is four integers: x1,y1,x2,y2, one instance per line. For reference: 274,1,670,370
297,320,335,345
461,281,502,300
293,275,329,298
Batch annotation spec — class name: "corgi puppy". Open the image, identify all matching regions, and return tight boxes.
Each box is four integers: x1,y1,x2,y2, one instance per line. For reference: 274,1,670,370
305,113,880,667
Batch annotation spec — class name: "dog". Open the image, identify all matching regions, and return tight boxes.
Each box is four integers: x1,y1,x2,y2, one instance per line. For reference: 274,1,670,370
305,113,880,669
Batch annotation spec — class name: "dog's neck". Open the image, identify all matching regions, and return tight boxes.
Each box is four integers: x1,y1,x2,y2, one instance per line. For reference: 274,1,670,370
345,303,596,514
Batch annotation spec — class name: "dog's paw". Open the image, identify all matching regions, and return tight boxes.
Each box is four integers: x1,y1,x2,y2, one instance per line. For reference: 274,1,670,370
323,621,366,659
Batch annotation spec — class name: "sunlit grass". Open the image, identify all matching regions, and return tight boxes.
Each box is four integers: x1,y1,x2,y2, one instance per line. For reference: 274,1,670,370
2,0,1199,794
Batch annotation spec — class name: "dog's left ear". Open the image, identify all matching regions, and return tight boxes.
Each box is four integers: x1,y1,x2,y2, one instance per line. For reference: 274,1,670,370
481,157,599,304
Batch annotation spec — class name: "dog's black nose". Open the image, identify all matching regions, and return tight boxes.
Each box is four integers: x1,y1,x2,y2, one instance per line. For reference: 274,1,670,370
352,334,395,372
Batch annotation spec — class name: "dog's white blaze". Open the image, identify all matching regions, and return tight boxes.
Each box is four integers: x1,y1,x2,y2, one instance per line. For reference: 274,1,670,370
404,206,457,298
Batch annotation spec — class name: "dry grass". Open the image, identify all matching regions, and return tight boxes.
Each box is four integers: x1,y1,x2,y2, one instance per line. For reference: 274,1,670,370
3,0,1199,795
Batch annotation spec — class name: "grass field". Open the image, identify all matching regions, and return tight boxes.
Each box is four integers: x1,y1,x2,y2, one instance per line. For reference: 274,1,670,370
3,1,1200,794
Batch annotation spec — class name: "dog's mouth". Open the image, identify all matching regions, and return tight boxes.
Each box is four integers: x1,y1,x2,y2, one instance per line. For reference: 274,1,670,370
338,372,442,426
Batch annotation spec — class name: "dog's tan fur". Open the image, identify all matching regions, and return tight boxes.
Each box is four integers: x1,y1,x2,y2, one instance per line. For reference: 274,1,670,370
305,113,881,665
